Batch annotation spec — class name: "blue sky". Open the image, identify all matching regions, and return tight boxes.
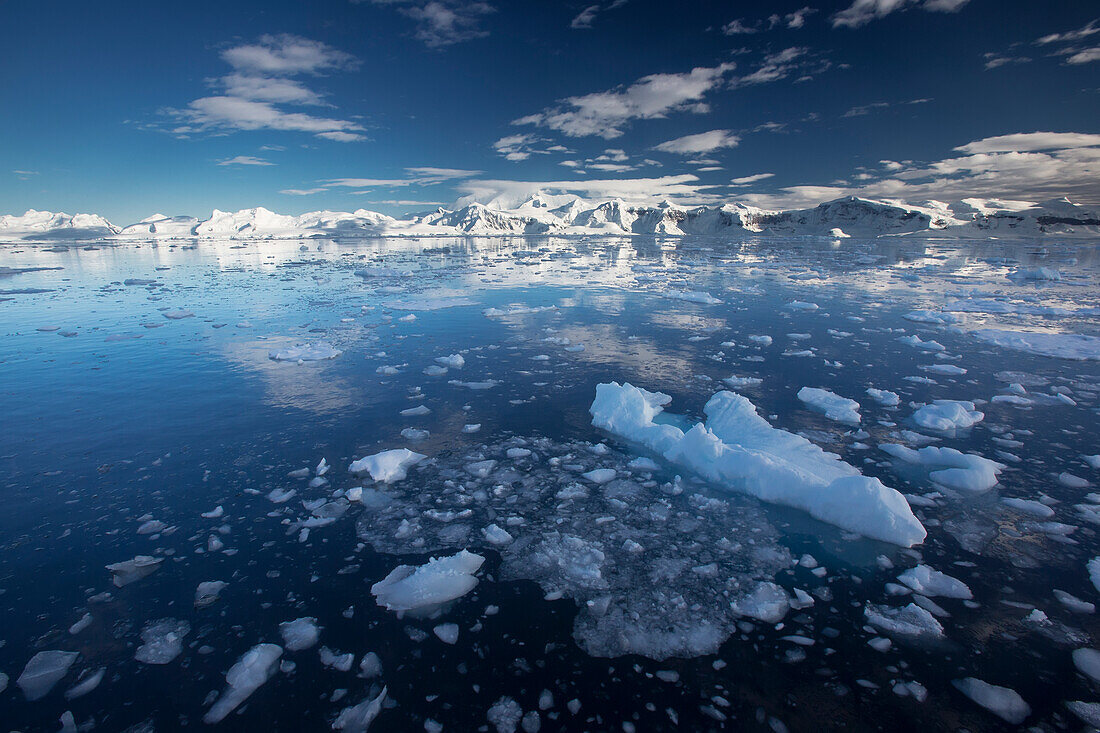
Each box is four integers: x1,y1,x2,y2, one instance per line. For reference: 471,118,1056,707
1,0,1098,222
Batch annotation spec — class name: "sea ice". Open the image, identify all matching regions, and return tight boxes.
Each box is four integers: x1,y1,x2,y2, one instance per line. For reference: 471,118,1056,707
348,449,426,483
589,382,925,546
279,617,321,651
796,387,861,426
880,444,1003,492
333,687,387,732
371,550,486,615
106,555,163,587
897,565,973,599
16,650,79,700
911,400,984,433
952,677,1030,724
134,619,190,664
203,644,283,724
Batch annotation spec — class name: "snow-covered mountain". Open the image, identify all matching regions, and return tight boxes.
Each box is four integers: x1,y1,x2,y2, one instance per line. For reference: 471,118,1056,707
3,195,1099,242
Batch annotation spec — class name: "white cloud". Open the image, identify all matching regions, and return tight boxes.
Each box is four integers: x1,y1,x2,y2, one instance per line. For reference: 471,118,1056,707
165,35,364,143
513,63,736,139
832,0,968,29
654,129,740,154
738,131,1100,208
324,168,482,188
280,187,328,195
953,132,1100,154
733,47,820,86
1036,20,1099,46
1066,47,1100,64
730,173,774,185
722,19,758,35
218,155,274,166
571,5,599,29
221,35,358,75
455,174,724,207
362,1,495,47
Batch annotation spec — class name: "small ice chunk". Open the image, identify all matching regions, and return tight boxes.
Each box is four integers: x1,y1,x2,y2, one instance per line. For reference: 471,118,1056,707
134,619,190,664
731,582,789,624
1073,648,1100,683
866,388,900,407
371,550,486,614
897,565,972,599
195,580,228,608
483,524,514,545
203,644,283,724
582,468,617,484
400,405,431,417
864,603,943,638
106,555,163,587
433,623,460,644
17,650,79,700
349,449,427,483
358,652,383,678
911,400,984,433
951,677,1030,724
797,387,861,426
279,617,321,651
333,687,387,732
487,696,523,733
436,354,465,369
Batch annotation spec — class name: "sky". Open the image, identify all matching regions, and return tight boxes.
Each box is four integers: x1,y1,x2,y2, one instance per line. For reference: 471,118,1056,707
1,0,1098,223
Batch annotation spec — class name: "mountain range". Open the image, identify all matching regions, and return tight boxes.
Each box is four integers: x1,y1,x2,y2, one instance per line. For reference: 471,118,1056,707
2,195,1098,242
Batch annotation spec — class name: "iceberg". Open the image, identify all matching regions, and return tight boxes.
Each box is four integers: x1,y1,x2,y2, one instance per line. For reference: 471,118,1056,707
589,382,926,546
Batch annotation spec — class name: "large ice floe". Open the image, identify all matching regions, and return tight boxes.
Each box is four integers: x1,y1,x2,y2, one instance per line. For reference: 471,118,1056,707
972,330,1100,361
588,382,926,547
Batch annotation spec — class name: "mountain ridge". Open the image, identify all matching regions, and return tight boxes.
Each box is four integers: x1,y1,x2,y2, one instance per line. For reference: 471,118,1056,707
2,195,1098,242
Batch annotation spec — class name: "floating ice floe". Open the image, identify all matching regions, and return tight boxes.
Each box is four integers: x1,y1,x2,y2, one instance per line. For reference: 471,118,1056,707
589,382,926,546
279,617,321,651
903,310,959,325
898,334,945,352
952,677,1030,724
880,444,1003,492
972,330,1100,361
911,400,984,434
435,353,465,369
134,619,190,664
723,375,762,389
864,603,943,639
796,387,861,426
483,305,556,317
449,379,500,390
17,650,79,700
268,343,342,362
333,687,387,732
349,449,426,483
195,580,228,608
106,555,163,587
866,388,900,407
371,550,486,616
896,565,973,599
203,644,283,724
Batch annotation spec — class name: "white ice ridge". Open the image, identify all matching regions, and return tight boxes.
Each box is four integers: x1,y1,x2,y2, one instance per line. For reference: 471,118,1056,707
589,382,926,547
371,550,486,615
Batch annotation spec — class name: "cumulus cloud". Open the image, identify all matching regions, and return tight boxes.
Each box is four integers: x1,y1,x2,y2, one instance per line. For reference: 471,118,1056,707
654,129,740,154
360,1,494,47
217,155,274,166
513,63,736,139
953,132,1100,154
832,0,969,29
738,131,1100,209
221,35,358,75
165,35,365,142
